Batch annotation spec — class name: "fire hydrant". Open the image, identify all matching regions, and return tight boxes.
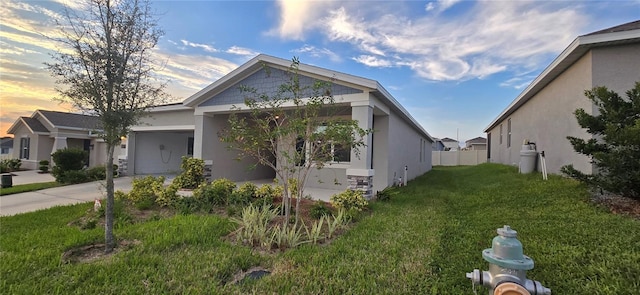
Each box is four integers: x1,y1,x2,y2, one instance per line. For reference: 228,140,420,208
466,225,551,295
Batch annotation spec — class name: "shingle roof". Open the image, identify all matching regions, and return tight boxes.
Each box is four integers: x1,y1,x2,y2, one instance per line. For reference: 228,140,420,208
0,137,13,149
465,137,487,144
441,137,458,142
584,20,640,36
38,110,102,130
21,117,49,133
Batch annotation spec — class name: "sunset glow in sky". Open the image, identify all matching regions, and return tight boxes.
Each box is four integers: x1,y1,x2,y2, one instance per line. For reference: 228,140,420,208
1,0,638,142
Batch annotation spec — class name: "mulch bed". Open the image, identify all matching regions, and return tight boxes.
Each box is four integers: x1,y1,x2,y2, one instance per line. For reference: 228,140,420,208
591,191,640,220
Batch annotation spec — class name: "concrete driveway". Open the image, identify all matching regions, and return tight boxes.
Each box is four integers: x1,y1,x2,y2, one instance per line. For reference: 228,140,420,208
0,171,136,217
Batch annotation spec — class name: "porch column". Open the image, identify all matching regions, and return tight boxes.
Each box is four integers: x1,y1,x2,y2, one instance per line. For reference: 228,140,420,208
51,136,68,154
194,114,216,182
346,101,375,199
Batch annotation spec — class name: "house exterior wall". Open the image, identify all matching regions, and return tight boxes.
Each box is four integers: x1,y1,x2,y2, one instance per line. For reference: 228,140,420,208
488,43,640,175
138,109,195,126
372,114,390,193
197,115,274,181
591,43,640,103
387,111,432,186
35,135,53,165
487,51,594,174
11,125,38,169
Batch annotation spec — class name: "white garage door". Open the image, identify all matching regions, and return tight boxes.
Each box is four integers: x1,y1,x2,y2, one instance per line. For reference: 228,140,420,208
134,132,193,174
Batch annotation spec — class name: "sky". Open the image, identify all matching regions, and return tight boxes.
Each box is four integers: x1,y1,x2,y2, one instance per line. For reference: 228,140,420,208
1,0,639,144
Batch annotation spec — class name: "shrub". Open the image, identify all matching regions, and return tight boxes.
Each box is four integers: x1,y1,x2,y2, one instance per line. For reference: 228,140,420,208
38,160,49,173
230,182,257,205
86,165,107,180
193,178,236,206
310,201,332,219
1,159,22,173
60,170,90,184
562,82,640,200
51,148,87,183
172,156,205,189
156,182,180,208
121,176,165,209
330,189,368,212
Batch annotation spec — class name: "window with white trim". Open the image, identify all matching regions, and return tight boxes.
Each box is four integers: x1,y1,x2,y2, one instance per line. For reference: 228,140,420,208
309,124,351,164
499,124,503,145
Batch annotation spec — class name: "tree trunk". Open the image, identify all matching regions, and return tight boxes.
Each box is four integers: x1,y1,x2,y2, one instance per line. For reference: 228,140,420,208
104,143,116,253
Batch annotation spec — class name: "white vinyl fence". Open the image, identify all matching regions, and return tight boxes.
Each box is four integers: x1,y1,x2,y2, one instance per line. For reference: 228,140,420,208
432,150,487,166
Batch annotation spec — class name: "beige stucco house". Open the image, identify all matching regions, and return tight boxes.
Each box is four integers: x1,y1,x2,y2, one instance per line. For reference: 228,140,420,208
6,110,113,170
464,137,487,151
484,20,640,174
123,54,434,196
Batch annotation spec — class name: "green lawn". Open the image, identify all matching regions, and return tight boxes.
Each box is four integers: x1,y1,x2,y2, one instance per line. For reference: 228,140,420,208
1,164,638,294
0,182,61,196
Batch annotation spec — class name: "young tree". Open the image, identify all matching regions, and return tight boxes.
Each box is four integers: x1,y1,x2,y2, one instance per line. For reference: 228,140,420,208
221,57,371,224
561,82,640,200
46,0,167,253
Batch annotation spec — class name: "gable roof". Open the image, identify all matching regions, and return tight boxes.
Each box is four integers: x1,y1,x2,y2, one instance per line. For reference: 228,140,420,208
7,110,102,135
183,54,434,142
37,110,102,130
441,137,458,142
465,137,487,145
484,20,640,132
16,117,49,134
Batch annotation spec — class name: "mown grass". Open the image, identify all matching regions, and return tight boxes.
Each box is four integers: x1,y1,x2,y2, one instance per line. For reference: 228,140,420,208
0,181,61,196
1,164,638,294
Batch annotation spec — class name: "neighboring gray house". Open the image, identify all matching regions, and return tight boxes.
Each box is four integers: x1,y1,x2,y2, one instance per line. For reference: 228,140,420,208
440,137,460,151
1,137,13,160
432,138,445,151
6,110,113,170
464,137,487,150
484,20,640,174
123,54,434,195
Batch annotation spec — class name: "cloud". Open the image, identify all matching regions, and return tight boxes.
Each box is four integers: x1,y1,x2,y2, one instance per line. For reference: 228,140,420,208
269,0,337,40
180,39,218,53
291,45,341,62
425,0,462,13
292,1,588,82
226,46,259,57
352,55,392,68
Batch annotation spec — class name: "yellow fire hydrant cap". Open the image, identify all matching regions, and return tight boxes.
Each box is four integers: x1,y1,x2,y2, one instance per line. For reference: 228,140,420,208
494,282,531,295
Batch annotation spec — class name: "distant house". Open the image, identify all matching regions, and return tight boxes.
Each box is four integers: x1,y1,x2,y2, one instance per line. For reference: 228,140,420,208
6,110,114,170
464,137,487,150
432,138,445,151
440,137,460,151
122,54,434,196
484,20,640,174
0,137,13,159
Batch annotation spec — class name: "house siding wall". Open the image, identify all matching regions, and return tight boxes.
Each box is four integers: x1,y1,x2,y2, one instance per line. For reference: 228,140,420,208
199,68,363,107
203,115,274,182
387,111,432,187
139,109,195,126
591,43,640,102
488,51,594,174
372,114,390,193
